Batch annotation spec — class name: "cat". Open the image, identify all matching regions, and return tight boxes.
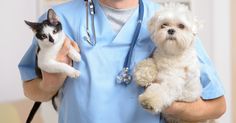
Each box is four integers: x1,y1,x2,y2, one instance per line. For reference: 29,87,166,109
25,9,81,78
24,9,81,123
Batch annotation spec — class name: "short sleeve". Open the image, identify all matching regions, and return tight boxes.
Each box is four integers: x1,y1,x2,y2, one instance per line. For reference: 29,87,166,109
195,37,224,100
18,38,38,81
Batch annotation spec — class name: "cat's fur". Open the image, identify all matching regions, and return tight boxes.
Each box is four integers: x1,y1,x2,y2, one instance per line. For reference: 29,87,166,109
25,9,81,78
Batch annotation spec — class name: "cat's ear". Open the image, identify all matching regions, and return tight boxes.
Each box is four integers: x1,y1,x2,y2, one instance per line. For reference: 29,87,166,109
47,9,59,26
24,20,40,32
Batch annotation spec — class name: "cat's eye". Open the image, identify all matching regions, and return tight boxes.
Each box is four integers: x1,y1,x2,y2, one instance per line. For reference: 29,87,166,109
161,23,168,29
41,34,47,39
178,24,185,29
53,29,58,34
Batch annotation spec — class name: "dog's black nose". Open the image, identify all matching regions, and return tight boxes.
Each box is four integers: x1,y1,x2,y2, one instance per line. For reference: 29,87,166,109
168,29,175,35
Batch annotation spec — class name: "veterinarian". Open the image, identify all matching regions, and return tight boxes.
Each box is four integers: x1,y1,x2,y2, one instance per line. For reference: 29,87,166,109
19,0,226,123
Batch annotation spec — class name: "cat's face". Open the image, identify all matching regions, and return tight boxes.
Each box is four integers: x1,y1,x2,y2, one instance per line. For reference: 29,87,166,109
25,9,63,47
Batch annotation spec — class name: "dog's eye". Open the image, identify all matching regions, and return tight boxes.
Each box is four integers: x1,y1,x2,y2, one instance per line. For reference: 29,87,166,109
178,24,185,29
161,23,168,29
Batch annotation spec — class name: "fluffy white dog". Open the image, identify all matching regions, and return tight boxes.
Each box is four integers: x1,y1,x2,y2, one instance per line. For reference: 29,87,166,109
134,3,203,123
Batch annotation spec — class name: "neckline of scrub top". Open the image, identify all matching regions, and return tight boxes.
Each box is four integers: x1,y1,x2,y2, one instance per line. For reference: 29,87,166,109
93,0,140,45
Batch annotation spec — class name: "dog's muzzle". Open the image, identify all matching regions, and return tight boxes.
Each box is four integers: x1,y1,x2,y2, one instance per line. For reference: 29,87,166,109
166,36,177,41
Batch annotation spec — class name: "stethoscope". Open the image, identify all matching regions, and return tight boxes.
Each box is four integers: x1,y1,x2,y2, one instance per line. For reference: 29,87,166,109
84,0,144,85
84,0,96,46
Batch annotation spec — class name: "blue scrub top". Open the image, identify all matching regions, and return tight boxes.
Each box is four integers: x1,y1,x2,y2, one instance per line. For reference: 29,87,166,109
18,0,224,123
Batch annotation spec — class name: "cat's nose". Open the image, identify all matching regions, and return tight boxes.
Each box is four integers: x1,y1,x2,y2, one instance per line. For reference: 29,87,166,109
49,35,54,43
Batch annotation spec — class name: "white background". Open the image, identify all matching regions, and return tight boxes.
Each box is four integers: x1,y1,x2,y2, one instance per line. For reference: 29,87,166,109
0,0,232,122
0,0,37,102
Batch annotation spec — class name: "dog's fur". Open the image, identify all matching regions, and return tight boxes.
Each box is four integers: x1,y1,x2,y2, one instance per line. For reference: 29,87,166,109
134,3,203,123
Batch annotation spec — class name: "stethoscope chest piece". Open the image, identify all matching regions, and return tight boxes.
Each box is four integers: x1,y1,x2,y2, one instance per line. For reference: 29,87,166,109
116,67,132,85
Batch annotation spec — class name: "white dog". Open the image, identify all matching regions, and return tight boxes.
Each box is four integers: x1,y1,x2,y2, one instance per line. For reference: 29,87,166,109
134,3,203,123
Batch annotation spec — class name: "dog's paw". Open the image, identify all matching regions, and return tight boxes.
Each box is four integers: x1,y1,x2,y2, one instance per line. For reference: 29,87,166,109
136,80,151,87
139,95,156,112
134,59,158,87
139,85,165,113
139,93,164,113
134,70,152,87
68,70,80,78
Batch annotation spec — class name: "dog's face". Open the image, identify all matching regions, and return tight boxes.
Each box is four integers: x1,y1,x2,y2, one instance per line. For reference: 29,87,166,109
148,3,200,55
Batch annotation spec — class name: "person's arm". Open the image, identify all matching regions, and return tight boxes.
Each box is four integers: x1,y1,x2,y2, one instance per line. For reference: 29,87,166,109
23,73,66,102
23,38,78,102
164,95,226,122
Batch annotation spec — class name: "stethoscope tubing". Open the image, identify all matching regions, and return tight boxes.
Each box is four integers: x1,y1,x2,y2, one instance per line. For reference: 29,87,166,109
124,0,144,68
116,0,144,85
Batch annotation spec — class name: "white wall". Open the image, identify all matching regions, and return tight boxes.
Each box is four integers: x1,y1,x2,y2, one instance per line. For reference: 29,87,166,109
191,0,213,57
193,1,233,123
212,0,232,122
0,1,59,122
0,0,37,102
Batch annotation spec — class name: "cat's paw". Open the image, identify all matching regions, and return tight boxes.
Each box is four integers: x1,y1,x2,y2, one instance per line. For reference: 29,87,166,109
68,70,80,78
73,54,81,62
69,48,81,62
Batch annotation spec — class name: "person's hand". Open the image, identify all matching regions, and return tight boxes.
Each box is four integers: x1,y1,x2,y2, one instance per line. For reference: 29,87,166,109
56,37,80,64
40,37,80,92
163,98,203,119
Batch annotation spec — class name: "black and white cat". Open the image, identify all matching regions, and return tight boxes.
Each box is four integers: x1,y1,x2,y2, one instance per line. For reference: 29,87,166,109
24,9,81,123
25,9,80,78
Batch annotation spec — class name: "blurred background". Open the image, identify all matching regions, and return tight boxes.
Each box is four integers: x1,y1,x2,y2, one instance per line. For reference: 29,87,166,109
0,0,235,123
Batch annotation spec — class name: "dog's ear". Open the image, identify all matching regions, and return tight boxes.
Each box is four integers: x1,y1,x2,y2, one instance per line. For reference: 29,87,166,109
192,17,203,35
147,15,158,34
